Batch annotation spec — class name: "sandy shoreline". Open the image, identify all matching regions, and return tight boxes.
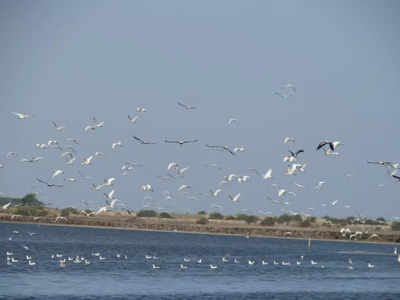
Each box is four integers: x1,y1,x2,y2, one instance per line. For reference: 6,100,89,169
1,216,399,246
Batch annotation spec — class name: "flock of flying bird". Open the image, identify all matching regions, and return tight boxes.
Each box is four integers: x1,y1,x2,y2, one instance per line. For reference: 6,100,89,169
3,87,400,218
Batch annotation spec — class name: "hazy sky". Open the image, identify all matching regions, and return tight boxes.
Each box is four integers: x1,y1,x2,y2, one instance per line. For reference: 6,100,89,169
1,1,400,218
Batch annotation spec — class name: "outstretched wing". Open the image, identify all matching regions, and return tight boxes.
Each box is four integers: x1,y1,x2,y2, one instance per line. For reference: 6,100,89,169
295,149,304,156
182,139,198,144
316,141,328,150
36,178,49,186
132,136,145,144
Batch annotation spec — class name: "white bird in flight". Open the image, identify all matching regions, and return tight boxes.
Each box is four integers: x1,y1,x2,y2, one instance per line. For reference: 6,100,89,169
283,137,295,144
52,121,64,132
136,107,147,113
229,193,241,203
13,112,32,119
52,170,64,178
112,141,123,150
128,115,139,124
263,169,272,179
142,184,154,192
178,184,191,192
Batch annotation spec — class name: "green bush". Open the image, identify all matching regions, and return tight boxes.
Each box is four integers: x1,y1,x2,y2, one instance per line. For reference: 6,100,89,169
196,217,208,225
391,221,400,231
245,215,259,224
14,206,48,217
197,210,207,215
277,214,291,224
225,215,236,220
61,207,79,217
159,212,173,218
209,212,224,220
261,217,276,226
137,210,158,217
236,214,249,221
300,219,312,227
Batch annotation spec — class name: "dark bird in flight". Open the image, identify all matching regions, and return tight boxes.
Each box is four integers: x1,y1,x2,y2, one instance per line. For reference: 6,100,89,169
367,161,393,166
164,139,198,145
177,101,196,110
289,149,304,158
36,178,64,188
132,136,157,145
392,174,400,182
205,144,235,155
316,141,334,151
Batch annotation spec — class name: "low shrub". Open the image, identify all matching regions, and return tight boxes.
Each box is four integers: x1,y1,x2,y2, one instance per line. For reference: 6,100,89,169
209,212,224,220
159,212,173,219
60,207,79,217
261,217,275,226
137,210,158,217
196,217,208,225
245,215,259,224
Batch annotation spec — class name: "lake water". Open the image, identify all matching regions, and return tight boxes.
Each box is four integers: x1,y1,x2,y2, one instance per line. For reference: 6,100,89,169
1,222,399,299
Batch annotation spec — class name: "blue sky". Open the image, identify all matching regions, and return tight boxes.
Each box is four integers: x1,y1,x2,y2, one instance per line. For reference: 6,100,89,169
1,1,399,218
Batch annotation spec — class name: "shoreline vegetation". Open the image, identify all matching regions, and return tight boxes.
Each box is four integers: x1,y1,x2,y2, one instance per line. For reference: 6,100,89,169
1,194,399,244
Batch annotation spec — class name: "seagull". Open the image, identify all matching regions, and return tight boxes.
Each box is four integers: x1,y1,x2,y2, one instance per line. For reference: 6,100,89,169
229,193,241,203
81,155,94,166
167,162,179,171
164,139,198,145
92,117,104,128
177,101,196,110
294,182,304,189
209,264,218,269
142,184,154,192
20,157,43,163
64,177,77,182
35,143,48,149
12,112,32,119
317,140,343,151
136,107,147,113
177,167,190,176
95,206,108,215
233,147,245,153
210,188,223,197
6,152,18,159
1,202,11,210
330,200,339,206
367,263,375,268
132,136,157,145
104,190,115,200
52,121,64,131
289,149,304,158
178,184,191,192
52,170,64,178
107,198,119,209
283,137,296,144
102,177,116,187
128,115,139,124
228,117,239,125
205,144,235,155
392,174,400,182
37,178,64,188
112,141,123,150
314,181,326,190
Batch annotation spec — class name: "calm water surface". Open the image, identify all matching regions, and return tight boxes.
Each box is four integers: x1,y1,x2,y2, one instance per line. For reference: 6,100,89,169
1,223,399,299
